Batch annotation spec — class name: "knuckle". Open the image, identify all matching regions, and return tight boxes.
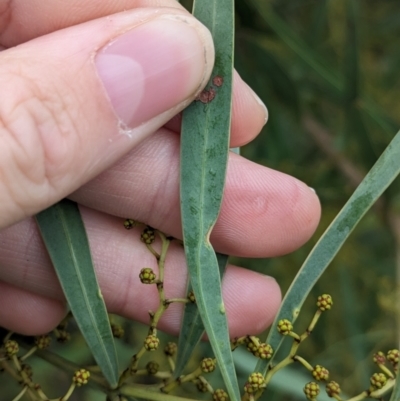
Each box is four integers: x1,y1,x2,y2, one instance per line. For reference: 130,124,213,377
0,68,80,222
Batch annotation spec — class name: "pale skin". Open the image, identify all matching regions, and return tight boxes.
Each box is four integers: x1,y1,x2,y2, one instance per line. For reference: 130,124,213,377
0,0,321,336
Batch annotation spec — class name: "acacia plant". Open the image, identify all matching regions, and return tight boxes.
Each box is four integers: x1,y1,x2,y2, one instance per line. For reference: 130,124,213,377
1,1,400,401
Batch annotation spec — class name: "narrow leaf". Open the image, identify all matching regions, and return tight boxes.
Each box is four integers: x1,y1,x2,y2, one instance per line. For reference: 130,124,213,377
256,129,400,374
389,376,400,401
36,200,119,388
174,253,228,377
180,0,239,399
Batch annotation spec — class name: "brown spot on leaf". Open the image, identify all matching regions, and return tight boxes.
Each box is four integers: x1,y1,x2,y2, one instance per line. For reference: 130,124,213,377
195,88,216,104
212,75,224,87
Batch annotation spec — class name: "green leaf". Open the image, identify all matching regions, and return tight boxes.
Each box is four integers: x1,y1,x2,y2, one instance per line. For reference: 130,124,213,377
389,375,400,401
256,129,400,375
174,253,228,377
35,200,119,388
180,0,239,399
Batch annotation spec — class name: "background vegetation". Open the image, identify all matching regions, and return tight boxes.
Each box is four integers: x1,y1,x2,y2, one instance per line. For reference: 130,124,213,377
2,0,400,400
233,0,400,399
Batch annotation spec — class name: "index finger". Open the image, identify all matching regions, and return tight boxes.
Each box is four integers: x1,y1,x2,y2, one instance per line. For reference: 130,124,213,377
0,0,183,46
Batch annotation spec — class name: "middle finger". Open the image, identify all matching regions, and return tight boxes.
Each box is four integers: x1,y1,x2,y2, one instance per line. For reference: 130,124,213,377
70,127,321,258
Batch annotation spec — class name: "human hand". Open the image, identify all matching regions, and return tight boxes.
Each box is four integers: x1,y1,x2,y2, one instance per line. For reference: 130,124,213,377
0,0,320,336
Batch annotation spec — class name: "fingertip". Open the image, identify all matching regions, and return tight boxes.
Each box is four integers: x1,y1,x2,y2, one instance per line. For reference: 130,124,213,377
223,267,282,337
213,156,321,257
0,281,66,336
288,181,321,251
230,70,268,147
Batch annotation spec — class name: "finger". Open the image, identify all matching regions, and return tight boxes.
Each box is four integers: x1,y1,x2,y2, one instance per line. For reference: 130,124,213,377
0,281,66,335
164,70,268,147
0,210,281,336
0,8,214,229
71,128,321,257
0,0,184,47
1,0,268,149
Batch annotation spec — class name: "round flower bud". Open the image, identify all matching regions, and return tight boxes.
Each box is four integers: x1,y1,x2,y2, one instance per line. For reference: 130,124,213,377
316,294,333,311
146,361,159,375
123,219,137,230
164,342,177,356
56,330,71,343
245,337,259,354
34,335,51,350
373,351,386,365
326,381,341,397
253,343,273,360
277,319,293,335
187,291,196,303
312,365,329,381
73,369,90,387
201,358,216,373
141,227,155,244
304,382,320,400
111,323,125,339
213,389,229,401
370,372,387,389
244,372,265,393
144,335,159,351
4,340,19,357
387,349,399,365
139,268,156,284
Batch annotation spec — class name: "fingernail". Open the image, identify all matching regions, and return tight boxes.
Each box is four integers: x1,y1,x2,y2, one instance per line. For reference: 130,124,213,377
95,16,213,129
309,187,317,194
248,86,268,125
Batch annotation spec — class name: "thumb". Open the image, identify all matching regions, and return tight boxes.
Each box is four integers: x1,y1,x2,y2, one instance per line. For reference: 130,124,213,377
0,8,214,229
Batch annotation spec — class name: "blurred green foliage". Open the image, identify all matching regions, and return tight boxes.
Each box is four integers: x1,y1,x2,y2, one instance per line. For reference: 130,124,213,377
233,0,400,399
2,1,400,400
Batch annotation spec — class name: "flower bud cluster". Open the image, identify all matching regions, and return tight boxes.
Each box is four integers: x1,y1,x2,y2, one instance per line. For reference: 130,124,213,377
244,372,265,393
387,349,399,365
4,340,19,357
277,319,293,335
373,351,386,365
164,342,177,356
316,294,333,312
73,369,90,387
111,323,125,339
123,219,137,230
213,389,229,401
312,365,329,381
139,268,156,284
303,382,320,400
201,358,216,373
141,227,155,244
325,381,341,397
146,361,159,375
370,372,387,389
187,291,196,303
35,335,51,350
144,335,160,351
